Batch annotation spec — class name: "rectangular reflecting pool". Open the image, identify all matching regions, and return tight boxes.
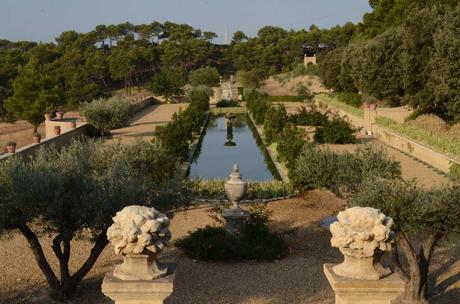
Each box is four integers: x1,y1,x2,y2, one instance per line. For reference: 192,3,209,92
189,114,280,181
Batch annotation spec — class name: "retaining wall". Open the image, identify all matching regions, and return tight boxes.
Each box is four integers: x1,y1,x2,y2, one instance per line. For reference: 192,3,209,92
0,123,90,162
315,95,460,173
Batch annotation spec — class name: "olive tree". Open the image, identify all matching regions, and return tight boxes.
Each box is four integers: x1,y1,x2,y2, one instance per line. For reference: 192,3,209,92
0,139,184,299
351,177,460,304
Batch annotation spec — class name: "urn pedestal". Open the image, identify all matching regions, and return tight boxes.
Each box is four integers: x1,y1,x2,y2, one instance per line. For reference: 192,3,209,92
222,208,251,236
102,264,176,304
324,264,404,304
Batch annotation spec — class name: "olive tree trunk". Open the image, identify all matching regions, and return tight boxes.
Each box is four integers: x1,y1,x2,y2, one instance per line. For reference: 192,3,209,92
18,224,109,299
392,231,442,304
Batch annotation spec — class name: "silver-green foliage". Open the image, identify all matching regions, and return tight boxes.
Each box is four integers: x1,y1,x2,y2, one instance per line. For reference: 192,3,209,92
0,139,183,298
80,98,132,134
291,145,401,196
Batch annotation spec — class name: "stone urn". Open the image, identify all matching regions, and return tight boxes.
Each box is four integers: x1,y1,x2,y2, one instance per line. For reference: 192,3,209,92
224,164,246,209
32,133,41,144
44,113,52,121
330,207,394,280
56,111,64,120
6,141,17,153
223,164,250,236
53,126,61,136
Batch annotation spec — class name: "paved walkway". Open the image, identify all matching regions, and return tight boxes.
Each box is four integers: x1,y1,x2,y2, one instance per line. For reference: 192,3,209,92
109,103,188,144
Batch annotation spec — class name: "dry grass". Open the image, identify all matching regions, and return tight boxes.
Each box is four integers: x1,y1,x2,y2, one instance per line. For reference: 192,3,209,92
261,74,329,97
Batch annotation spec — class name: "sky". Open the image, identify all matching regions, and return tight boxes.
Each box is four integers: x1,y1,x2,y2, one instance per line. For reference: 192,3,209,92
0,0,371,43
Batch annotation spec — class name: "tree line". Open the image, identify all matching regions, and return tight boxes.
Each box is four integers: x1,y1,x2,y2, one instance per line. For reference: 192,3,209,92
319,1,460,122
0,20,357,126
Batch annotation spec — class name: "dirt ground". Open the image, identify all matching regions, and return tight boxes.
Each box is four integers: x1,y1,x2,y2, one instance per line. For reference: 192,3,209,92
261,74,330,96
1,191,459,304
108,103,189,144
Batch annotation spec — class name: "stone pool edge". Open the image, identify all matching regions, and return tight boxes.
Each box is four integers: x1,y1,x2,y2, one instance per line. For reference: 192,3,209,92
246,112,290,183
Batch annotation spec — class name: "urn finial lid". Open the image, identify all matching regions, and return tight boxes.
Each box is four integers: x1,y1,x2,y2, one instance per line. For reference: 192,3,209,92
230,163,241,179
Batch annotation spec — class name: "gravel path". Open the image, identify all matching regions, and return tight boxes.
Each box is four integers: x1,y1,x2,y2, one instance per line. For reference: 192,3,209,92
1,191,459,304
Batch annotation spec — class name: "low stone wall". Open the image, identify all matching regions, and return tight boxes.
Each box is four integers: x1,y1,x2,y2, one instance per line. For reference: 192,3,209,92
373,126,459,173
315,99,460,173
131,96,155,113
0,123,90,162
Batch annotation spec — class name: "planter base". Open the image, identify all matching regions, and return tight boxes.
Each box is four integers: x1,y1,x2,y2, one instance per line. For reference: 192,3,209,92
222,207,251,237
324,264,404,304
102,264,175,304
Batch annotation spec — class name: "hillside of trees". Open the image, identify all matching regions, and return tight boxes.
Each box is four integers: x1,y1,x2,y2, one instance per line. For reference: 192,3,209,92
319,1,460,122
1,1,460,123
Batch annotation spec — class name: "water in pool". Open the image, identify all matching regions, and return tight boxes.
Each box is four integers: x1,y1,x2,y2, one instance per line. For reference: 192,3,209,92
189,114,276,180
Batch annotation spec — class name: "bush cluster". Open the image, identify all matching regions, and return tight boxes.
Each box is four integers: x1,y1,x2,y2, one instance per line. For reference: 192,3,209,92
289,106,328,126
188,66,220,87
276,125,307,171
175,204,288,261
314,116,357,144
336,92,362,107
155,90,209,160
291,145,401,196
263,104,288,144
246,89,270,125
80,98,132,135
266,95,305,102
216,99,239,108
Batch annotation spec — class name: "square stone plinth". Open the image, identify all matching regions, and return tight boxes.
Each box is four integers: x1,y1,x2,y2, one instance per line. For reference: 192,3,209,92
102,264,175,304
324,264,405,304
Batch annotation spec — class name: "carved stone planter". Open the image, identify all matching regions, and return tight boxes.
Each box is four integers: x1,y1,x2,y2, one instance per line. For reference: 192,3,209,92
324,207,404,304
102,206,175,304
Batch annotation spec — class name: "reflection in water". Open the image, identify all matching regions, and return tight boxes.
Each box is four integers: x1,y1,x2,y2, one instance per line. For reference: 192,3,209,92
190,115,276,181
224,115,236,147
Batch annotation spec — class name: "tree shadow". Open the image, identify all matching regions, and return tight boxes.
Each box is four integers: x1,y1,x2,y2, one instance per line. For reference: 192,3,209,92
427,238,460,301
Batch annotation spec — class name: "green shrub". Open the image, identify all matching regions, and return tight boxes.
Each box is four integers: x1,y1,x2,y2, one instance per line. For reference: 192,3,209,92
189,178,292,200
216,99,239,108
189,66,220,87
276,125,307,171
175,204,288,261
237,70,263,89
150,70,185,100
156,91,209,160
449,163,460,180
314,116,357,144
266,95,305,102
80,98,132,135
290,106,328,126
246,89,270,125
296,84,312,100
336,92,362,107
263,104,288,144
292,63,319,77
291,145,401,196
